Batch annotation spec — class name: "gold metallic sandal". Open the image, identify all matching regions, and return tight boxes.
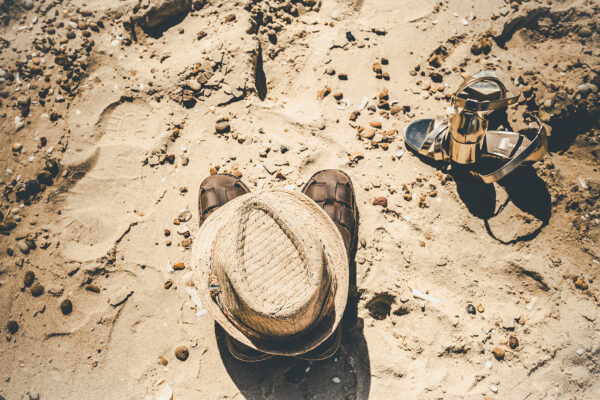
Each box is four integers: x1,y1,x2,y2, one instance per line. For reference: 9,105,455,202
404,70,548,183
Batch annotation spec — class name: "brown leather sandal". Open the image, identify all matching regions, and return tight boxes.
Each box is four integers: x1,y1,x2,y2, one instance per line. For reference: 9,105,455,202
301,169,359,258
198,173,251,227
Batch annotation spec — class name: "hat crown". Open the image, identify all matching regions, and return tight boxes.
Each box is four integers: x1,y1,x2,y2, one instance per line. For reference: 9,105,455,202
212,196,331,337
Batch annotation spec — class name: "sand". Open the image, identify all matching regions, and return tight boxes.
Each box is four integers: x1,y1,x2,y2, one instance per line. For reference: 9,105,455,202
0,0,599,399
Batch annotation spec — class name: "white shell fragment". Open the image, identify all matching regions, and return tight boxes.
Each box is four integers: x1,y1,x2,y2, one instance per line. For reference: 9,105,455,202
335,99,350,110
411,288,440,304
177,208,192,222
186,287,207,318
331,377,341,383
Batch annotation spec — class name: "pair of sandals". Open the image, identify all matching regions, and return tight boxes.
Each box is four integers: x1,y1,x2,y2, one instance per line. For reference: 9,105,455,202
198,170,358,362
404,70,548,183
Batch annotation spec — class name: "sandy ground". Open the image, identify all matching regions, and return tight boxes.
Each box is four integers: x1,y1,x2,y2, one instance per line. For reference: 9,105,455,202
1,0,600,399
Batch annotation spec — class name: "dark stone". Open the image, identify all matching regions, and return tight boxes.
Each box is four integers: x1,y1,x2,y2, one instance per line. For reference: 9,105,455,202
7,320,19,334
466,304,476,314
60,299,73,315
24,270,35,287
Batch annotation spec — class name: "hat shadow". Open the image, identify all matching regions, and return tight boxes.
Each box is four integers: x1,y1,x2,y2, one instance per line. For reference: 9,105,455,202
216,318,371,400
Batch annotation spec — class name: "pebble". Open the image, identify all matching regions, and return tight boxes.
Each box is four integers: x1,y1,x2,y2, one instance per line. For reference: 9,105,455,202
173,262,185,270
85,284,100,293
543,99,553,109
7,320,19,334
348,152,364,162
15,116,24,130
508,335,519,349
60,299,73,315
18,241,29,254
28,392,39,400
490,384,498,394
576,348,585,356
477,303,485,313
372,197,388,207
31,283,44,297
331,376,341,383
466,304,476,314
175,345,189,361
215,121,231,134
24,271,35,287
23,0,33,10
492,347,505,360
12,143,23,152
576,83,591,96
574,276,588,290
485,360,492,369
338,73,348,80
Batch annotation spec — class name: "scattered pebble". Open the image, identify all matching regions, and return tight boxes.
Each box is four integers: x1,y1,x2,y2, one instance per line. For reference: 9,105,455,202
466,304,476,314
372,197,388,207
175,345,189,361
331,376,341,383
31,283,44,297
574,276,588,290
509,335,519,349
60,299,73,316
7,320,19,334
24,271,35,287
492,347,505,360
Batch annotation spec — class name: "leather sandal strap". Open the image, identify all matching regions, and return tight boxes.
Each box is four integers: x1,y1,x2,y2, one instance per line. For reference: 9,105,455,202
478,116,547,183
304,181,352,208
453,70,520,112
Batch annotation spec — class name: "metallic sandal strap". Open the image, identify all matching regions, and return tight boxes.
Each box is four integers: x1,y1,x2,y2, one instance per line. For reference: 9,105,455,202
478,116,547,183
418,117,451,161
453,70,520,112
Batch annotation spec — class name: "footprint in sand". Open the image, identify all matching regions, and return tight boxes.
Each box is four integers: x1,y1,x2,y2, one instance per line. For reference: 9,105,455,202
55,98,168,262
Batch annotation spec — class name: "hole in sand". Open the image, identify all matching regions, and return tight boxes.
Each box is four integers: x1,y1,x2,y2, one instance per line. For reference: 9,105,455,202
365,292,395,320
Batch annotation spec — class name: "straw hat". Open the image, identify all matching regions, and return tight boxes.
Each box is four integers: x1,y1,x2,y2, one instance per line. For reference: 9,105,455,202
191,190,348,356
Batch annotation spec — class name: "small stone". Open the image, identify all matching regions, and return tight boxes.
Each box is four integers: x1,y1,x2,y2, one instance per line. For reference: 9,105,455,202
477,303,485,313
578,26,592,37
369,121,382,129
7,320,19,334
177,209,192,222
225,14,236,23
18,241,30,254
173,262,185,270
215,121,231,134
574,277,588,290
164,280,173,289
12,143,23,152
175,345,189,361
31,283,44,297
85,284,100,293
508,335,519,349
348,152,364,162
492,347,505,360
24,271,35,287
28,391,39,400
372,197,388,207
331,376,341,383
158,355,168,366
372,62,382,74
23,0,33,10
466,304,476,314
60,299,73,315
390,104,402,115
490,384,498,394
333,92,343,100
338,73,348,80
576,84,591,96
325,67,335,75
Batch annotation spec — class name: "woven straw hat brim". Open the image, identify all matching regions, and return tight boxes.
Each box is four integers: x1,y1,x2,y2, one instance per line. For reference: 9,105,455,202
191,190,349,356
